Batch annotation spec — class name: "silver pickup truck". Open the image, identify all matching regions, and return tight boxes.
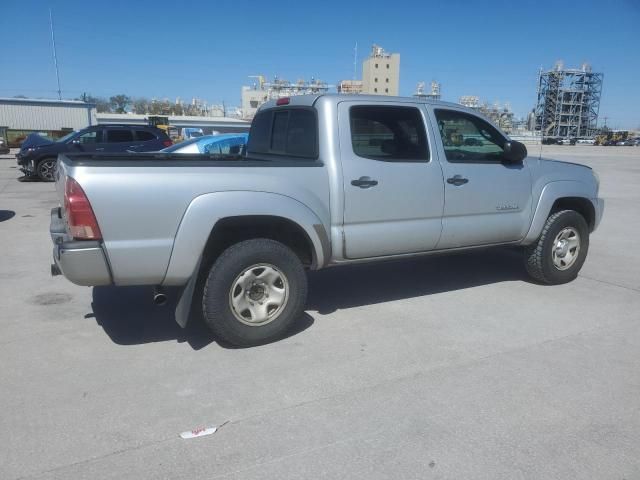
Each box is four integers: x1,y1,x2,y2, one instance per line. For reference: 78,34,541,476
50,94,604,346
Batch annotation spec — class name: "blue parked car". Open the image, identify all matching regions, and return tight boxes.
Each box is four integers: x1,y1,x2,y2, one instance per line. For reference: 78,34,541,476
162,133,248,155
17,125,172,181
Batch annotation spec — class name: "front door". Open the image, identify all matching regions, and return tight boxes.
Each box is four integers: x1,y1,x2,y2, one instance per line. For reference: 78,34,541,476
73,129,107,152
429,107,533,249
338,102,445,259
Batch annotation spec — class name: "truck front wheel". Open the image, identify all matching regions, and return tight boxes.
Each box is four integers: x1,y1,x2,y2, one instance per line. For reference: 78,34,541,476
524,210,589,285
202,239,308,347
36,158,57,182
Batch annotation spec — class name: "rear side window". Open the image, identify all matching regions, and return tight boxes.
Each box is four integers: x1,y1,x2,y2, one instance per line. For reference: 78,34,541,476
135,130,156,141
106,129,134,143
350,106,429,162
247,108,317,159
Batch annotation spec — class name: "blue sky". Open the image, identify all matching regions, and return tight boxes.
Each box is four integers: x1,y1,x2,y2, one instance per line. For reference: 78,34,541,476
1,0,638,128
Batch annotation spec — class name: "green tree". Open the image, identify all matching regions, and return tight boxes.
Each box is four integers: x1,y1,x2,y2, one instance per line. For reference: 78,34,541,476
109,94,131,114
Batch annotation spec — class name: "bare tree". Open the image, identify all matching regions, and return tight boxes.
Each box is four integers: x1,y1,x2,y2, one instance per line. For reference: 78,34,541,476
132,97,149,114
79,93,112,113
171,103,184,116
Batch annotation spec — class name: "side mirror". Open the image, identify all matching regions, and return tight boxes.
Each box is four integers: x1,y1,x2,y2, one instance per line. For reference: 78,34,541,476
503,140,527,164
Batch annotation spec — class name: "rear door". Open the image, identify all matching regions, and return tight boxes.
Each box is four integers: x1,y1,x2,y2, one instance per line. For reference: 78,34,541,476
104,128,137,152
338,101,445,259
428,107,533,248
133,129,164,151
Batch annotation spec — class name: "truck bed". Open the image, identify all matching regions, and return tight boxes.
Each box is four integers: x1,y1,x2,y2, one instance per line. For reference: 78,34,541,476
55,152,331,286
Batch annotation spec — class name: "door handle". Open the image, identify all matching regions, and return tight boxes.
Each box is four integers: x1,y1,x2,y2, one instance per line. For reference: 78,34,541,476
95,148,104,151
446,175,469,186
351,176,379,189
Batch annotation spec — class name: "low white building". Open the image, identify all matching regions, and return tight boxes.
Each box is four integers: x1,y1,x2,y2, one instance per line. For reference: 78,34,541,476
96,113,250,134
0,97,97,147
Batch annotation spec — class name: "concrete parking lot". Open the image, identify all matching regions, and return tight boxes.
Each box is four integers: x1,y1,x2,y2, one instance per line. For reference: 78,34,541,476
1,146,639,479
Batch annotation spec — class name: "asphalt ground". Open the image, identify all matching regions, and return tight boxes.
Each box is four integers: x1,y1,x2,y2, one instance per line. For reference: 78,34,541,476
1,145,639,479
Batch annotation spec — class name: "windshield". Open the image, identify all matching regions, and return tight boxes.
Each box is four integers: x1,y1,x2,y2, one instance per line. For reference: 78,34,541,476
161,137,200,152
56,131,78,143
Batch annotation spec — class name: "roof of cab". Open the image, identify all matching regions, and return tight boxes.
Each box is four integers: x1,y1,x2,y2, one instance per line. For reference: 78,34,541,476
258,93,473,112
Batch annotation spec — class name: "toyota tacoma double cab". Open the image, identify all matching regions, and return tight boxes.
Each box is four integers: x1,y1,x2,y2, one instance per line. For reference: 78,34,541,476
50,94,604,346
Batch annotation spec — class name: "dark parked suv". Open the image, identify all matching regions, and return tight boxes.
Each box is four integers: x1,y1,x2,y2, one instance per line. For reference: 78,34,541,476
16,125,172,181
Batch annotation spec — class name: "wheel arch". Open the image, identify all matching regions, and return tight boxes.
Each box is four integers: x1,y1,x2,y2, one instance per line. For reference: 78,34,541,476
523,181,598,244
549,197,595,231
162,191,330,286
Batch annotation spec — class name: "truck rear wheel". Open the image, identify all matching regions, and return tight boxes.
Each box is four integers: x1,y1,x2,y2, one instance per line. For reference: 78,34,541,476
202,239,308,347
524,210,589,285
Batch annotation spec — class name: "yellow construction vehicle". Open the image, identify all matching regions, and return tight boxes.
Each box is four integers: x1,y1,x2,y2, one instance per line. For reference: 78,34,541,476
595,130,629,146
148,115,180,142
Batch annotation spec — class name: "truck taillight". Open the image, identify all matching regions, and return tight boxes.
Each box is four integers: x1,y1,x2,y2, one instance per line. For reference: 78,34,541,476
162,139,173,147
64,176,102,240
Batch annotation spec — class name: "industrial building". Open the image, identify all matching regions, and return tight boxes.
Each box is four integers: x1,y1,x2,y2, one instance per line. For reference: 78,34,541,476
361,45,400,96
413,81,441,101
241,76,331,119
0,97,97,147
459,96,515,133
534,62,603,138
337,80,363,94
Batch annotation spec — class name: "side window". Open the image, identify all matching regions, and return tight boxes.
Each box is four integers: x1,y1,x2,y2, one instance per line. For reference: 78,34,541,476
135,130,156,141
106,129,134,143
434,109,506,162
287,110,316,157
349,106,429,162
271,111,288,152
247,111,270,153
247,108,317,159
77,130,102,144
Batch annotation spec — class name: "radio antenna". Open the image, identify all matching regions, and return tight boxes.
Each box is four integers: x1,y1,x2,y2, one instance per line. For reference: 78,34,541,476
353,42,358,80
49,9,62,100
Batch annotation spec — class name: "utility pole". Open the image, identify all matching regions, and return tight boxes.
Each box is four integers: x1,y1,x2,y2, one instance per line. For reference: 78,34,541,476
49,9,62,100
353,42,358,81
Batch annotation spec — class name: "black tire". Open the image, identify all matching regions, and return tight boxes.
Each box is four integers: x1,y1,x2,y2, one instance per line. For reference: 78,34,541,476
36,158,57,182
202,239,308,347
524,210,589,285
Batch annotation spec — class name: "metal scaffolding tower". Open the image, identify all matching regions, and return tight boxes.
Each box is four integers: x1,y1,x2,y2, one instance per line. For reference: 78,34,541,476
534,62,603,138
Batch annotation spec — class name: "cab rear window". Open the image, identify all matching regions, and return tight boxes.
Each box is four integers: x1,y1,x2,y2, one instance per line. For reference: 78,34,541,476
247,108,317,159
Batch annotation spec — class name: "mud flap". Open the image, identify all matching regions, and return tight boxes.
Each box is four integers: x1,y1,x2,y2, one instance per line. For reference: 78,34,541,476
175,256,202,328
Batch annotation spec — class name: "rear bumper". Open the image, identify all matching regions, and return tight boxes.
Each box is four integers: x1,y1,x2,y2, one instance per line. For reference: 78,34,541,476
50,208,112,286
